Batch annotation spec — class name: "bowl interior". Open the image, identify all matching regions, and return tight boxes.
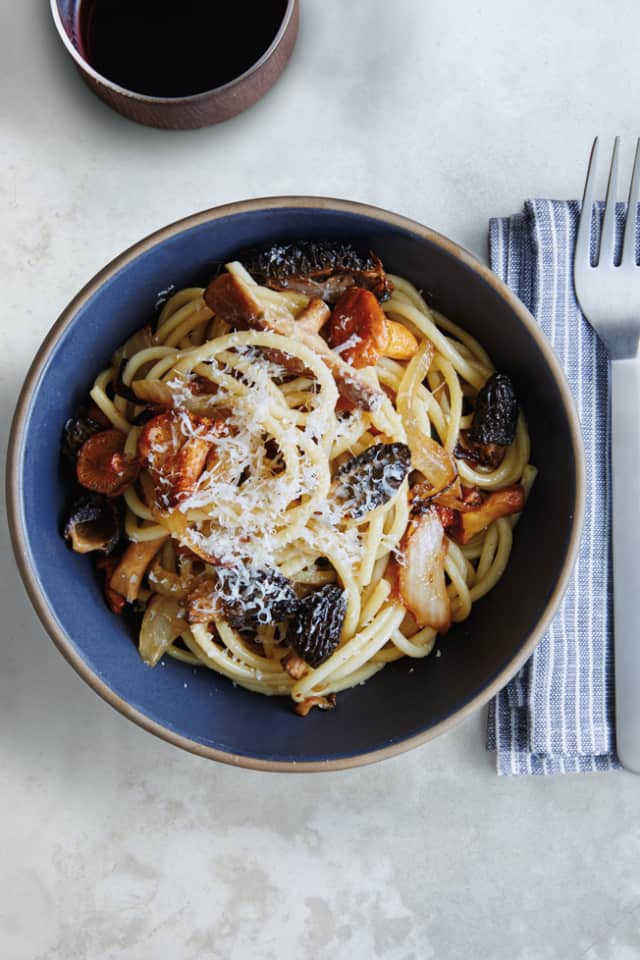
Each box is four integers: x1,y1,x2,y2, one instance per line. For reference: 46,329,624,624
15,204,579,766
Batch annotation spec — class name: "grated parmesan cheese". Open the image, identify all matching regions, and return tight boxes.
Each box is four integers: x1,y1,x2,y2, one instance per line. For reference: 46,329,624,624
332,333,362,356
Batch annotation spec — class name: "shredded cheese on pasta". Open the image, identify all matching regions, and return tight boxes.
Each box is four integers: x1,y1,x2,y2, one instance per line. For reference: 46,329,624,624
84,265,535,710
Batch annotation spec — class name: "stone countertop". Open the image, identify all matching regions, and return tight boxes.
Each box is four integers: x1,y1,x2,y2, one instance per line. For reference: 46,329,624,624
1,2,639,958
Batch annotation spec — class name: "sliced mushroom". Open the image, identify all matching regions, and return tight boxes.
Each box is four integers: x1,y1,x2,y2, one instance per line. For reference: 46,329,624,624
204,272,264,328
295,693,337,717
63,493,122,555
385,320,419,360
453,485,525,545
131,373,225,416
109,536,168,603
95,554,127,614
282,650,308,680
138,410,227,512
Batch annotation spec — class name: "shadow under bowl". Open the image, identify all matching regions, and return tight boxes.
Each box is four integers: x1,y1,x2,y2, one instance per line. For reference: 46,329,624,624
50,0,299,129
7,197,584,770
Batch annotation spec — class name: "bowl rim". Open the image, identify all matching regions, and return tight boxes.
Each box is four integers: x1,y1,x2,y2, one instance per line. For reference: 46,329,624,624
6,196,586,772
49,0,297,104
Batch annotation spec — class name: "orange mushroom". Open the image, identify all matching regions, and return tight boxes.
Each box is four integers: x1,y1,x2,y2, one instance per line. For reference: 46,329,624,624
329,287,389,368
76,429,139,497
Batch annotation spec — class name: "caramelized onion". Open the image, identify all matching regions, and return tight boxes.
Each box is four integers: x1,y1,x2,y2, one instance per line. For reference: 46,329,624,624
131,379,175,406
392,509,451,631
112,325,154,368
148,556,199,600
406,427,458,496
139,595,184,666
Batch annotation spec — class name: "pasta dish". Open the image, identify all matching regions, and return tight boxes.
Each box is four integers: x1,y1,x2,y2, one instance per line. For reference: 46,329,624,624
62,242,535,715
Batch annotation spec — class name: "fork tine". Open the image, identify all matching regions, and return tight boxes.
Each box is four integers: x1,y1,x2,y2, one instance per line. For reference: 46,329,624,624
600,137,620,266
576,137,599,268
622,137,640,267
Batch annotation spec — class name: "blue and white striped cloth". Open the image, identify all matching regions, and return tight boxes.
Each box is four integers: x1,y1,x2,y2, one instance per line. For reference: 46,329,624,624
487,199,619,775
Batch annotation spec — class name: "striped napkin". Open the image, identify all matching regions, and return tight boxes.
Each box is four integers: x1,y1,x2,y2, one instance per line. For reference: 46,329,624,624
486,199,619,775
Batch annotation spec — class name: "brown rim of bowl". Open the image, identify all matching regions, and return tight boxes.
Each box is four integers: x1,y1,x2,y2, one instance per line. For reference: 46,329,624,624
49,0,297,104
6,196,586,773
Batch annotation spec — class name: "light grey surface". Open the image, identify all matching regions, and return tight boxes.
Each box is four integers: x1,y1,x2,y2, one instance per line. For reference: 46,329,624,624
1,1,639,957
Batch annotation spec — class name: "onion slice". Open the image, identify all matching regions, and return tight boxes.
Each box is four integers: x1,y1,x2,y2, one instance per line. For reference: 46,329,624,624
391,508,451,632
406,428,457,496
131,379,175,407
139,595,184,666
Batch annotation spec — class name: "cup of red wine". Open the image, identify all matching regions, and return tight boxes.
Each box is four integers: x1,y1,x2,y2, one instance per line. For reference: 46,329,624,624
50,0,298,129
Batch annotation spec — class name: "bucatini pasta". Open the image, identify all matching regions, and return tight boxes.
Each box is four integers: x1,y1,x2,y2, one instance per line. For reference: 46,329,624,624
62,242,535,716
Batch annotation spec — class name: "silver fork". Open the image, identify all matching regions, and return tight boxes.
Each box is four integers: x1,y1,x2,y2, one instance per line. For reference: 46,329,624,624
574,137,640,773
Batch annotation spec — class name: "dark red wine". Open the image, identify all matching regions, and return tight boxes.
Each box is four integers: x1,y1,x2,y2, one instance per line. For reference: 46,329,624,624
80,0,288,98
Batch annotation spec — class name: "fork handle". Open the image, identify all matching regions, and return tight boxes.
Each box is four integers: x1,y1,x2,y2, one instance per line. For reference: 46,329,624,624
612,357,640,772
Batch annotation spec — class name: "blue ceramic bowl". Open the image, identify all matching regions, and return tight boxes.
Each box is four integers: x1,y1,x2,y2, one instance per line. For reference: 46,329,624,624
7,198,584,770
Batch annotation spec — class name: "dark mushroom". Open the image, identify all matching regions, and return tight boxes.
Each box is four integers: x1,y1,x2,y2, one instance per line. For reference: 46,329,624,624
287,584,347,668
186,564,299,629
470,373,518,446
457,373,519,469
333,442,412,519
241,241,393,303
62,414,105,461
455,432,508,469
63,493,123,555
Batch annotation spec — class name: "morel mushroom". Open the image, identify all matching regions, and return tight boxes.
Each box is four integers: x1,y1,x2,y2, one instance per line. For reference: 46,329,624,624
241,241,393,303
333,442,411,519
286,584,347,668
187,564,299,629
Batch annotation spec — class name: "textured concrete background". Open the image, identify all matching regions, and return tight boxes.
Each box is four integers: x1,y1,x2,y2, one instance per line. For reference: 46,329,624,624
2,1,640,957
